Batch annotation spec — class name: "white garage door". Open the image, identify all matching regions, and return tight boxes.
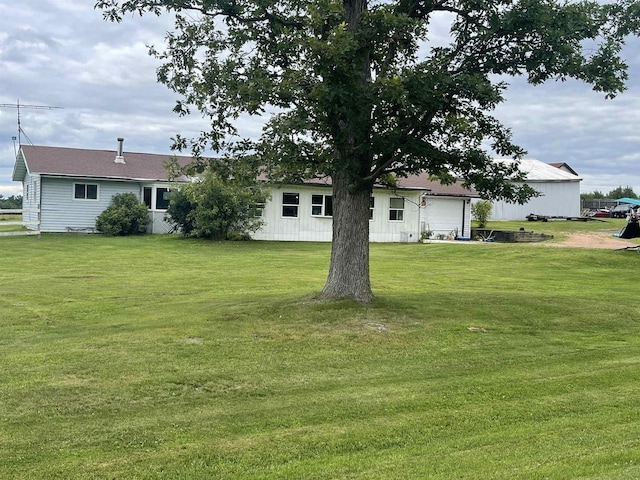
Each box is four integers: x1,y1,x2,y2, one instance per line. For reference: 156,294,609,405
422,198,465,236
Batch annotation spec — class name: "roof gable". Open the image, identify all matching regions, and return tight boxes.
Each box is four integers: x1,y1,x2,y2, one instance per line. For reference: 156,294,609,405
18,145,193,182
548,162,579,176
496,158,582,182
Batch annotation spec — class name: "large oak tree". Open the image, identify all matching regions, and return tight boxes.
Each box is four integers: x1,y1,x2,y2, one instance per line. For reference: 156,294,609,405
97,0,640,302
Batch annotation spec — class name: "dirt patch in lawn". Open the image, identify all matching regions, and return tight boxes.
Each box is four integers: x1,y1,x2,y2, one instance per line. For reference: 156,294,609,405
553,231,638,249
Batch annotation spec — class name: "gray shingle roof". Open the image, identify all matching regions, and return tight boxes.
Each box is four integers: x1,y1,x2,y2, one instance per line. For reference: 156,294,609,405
14,144,478,197
395,173,478,197
18,145,192,182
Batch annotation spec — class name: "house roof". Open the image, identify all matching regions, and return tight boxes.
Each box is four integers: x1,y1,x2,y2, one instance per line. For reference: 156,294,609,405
548,162,579,176
13,144,193,182
395,173,478,197
291,173,477,197
12,143,507,197
496,158,582,182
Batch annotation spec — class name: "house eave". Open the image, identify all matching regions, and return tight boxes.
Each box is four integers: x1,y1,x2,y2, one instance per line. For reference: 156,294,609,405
38,173,188,183
515,178,583,183
12,150,28,182
424,192,481,199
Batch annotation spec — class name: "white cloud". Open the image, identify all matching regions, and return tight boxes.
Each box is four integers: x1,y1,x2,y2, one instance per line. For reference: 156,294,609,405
76,42,162,87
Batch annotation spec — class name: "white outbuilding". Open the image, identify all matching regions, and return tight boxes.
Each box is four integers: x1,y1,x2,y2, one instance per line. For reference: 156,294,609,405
489,158,582,220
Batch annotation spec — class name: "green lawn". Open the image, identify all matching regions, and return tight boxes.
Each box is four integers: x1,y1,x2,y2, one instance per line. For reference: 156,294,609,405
1,233,640,479
479,217,625,237
0,214,24,233
0,225,28,233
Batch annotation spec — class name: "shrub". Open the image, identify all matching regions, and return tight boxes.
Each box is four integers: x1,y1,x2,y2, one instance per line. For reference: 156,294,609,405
167,169,269,240
165,189,197,236
471,200,492,228
96,193,151,236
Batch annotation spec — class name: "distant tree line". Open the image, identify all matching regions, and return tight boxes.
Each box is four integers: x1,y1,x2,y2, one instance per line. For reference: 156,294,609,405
581,187,637,201
0,195,22,209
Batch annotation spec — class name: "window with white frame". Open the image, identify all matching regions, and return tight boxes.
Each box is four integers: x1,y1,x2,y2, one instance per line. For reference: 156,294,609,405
311,194,333,217
389,197,404,221
74,183,98,200
369,196,375,219
282,192,299,217
254,202,265,217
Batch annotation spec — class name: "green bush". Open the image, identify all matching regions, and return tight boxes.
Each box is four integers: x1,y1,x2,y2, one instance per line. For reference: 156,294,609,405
165,189,197,236
95,193,151,236
471,200,492,228
167,169,268,240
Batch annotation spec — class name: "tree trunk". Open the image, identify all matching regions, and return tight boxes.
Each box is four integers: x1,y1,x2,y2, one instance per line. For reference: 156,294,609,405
321,171,373,302
320,0,373,302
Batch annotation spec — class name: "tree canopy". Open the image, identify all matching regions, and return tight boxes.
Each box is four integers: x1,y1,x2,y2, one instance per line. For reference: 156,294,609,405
97,0,640,301
581,186,638,200
606,185,638,199
0,195,22,209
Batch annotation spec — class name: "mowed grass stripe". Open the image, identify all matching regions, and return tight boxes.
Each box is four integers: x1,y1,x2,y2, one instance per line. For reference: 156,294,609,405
1,233,640,478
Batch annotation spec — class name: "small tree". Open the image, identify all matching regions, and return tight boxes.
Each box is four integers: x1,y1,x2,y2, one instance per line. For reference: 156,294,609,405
96,193,150,236
167,169,268,240
471,200,492,228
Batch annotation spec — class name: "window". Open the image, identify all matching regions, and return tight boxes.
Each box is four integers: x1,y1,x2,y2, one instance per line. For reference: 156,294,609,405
311,194,333,217
143,187,152,209
25,184,29,201
254,202,265,217
155,187,170,210
282,192,299,217
369,196,375,220
74,183,98,200
389,197,404,221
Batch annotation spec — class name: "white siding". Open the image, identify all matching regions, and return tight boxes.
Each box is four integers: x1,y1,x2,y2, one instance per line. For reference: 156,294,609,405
39,177,140,232
490,181,581,220
254,186,422,242
149,211,176,234
421,197,472,238
370,190,422,242
22,173,40,230
34,178,179,234
143,184,177,234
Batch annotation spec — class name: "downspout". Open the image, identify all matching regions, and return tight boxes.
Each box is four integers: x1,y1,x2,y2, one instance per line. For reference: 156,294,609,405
461,200,466,238
38,175,42,235
420,191,427,240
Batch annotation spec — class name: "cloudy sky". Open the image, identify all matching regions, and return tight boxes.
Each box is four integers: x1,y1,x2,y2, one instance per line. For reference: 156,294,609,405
1,0,640,198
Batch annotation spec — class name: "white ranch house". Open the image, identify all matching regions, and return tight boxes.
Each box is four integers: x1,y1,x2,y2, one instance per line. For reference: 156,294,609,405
13,142,478,242
13,142,189,234
256,176,477,242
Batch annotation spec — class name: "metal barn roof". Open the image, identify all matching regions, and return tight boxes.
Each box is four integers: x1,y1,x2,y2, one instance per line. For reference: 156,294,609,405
496,158,582,182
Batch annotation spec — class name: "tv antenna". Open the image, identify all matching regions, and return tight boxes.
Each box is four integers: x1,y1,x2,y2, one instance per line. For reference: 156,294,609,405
0,99,64,154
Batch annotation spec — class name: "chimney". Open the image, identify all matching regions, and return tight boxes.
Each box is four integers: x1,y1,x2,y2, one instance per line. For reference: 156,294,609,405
114,137,125,164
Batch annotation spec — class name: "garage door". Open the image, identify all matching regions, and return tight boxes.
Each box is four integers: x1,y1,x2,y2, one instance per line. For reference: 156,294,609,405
422,198,464,236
